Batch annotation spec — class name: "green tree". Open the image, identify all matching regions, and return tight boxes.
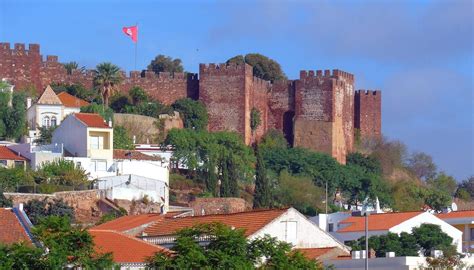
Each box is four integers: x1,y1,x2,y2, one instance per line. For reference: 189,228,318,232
32,216,114,268
412,224,454,256
0,91,27,140
0,167,34,192
93,62,123,107
424,188,452,212
406,152,437,181
109,93,132,113
129,86,148,105
253,147,271,209
427,172,457,196
347,152,382,175
62,61,84,75
0,243,45,269
227,53,287,82
0,189,12,207
113,126,134,150
81,103,114,122
148,54,184,74
391,180,425,211
147,223,321,270
456,176,474,200
34,125,57,145
51,83,97,102
34,159,89,190
171,98,208,130
24,198,75,225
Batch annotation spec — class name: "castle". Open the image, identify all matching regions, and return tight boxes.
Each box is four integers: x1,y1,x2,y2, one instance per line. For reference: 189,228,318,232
0,43,381,163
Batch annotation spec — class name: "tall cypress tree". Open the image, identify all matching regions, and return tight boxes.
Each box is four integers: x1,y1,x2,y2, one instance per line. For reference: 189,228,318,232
253,147,270,208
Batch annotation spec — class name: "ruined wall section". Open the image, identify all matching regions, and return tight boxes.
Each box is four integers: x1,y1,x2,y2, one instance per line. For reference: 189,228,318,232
199,63,251,143
354,90,381,141
0,43,198,104
293,70,354,163
268,80,295,130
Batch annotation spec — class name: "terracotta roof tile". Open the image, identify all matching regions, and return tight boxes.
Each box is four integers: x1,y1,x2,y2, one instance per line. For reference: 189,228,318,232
37,85,62,105
74,113,110,128
338,212,422,232
437,210,474,219
144,208,288,237
57,92,89,108
90,230,171,263
0,146,26,161
113,149,162,161
0,208,32,245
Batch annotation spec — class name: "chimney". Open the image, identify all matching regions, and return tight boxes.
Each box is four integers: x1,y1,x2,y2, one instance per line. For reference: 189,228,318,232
108,119,112,128
133,135,136,144
385,252,395,258
26,97,32,109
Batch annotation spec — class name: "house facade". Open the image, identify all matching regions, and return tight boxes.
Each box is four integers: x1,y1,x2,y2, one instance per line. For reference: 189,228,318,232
437,210,474,254
0,146,27,169
26,85,89,140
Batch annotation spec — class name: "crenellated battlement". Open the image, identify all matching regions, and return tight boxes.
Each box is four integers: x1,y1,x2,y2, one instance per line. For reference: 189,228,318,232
355,89,381,96
0,42,41,56
199,62,251,75
299,69,354,82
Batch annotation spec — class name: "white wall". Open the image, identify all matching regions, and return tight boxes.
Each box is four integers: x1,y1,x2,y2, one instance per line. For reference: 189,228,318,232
311,212,351,232
250,208,349,251
63,107,80,117
114,160,168,182
52,115,87,157
390,212,463,253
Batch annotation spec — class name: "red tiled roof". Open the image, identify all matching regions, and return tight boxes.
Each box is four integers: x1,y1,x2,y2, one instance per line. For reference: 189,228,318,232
0,208,32,245
0,146,26,161
113,149,162,161
91,212,188,233
144,208,288,237
74,113,110,128
338,212,422,232
437,210,474,219
296,247,347,261
57,92,89,108
90,230,171,263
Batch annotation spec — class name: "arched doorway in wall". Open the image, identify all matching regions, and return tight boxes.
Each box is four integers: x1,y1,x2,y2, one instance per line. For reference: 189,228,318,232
283,111,295,146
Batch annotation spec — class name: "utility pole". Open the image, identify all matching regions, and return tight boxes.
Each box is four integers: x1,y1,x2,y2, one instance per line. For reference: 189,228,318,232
365,211,369,270
325,181,328,215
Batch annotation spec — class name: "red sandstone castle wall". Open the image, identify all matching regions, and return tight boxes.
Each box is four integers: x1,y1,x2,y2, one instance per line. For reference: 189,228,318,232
293,70,355,163
268,80,295,132
199,63,251,143
0,43,198,105
250,76,271,143
354,90,381,141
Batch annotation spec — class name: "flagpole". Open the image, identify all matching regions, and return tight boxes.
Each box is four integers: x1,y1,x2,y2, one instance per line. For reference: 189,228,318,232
134,23,138,70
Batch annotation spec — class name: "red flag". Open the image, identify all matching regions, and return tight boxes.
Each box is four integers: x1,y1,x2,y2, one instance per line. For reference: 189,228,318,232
122,25,138,43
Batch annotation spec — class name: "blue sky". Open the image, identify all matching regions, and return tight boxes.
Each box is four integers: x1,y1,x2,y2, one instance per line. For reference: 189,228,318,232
1,0,472,180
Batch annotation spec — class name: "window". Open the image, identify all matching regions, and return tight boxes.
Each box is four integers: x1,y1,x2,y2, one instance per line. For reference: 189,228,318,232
282,221,297,244
90,136,104,150
0,160,7,167
328,223,334,232
471,228,474,241
51,116,57,127
14,161,24,168
42,116,50,127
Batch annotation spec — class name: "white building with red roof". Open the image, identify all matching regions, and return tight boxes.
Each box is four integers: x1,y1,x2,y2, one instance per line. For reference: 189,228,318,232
317,211,463,253
437,210,474,253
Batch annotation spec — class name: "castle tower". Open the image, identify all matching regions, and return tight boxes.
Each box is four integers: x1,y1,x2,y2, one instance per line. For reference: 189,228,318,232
354,90,381,141
199,63,270,145
293,69,355,164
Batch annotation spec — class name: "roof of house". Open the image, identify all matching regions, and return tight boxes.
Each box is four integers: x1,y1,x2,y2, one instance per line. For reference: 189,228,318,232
91,211,189,233
57,92,89,108
143,208,289,237
90,230,171,263
296,247,348,261
437,210,474,219
0,208,32,245
73,113,111,129
338,212,423,233
113,149,162,161
36,85,62,105
0,146,26,161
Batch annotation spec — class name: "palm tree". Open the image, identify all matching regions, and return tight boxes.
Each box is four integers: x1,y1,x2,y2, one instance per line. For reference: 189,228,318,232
63,61,79,75
93,63,123,107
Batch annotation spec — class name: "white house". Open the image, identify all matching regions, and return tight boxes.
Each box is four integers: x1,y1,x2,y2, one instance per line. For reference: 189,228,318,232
437,210,474,254
26,85,89,140
139,207,350,257
320,211,463,253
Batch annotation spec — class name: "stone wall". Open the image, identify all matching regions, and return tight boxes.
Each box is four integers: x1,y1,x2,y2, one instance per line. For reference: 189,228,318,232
354,90,381,141
189,197,250,216
5,190,103,223
0,43,198,105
